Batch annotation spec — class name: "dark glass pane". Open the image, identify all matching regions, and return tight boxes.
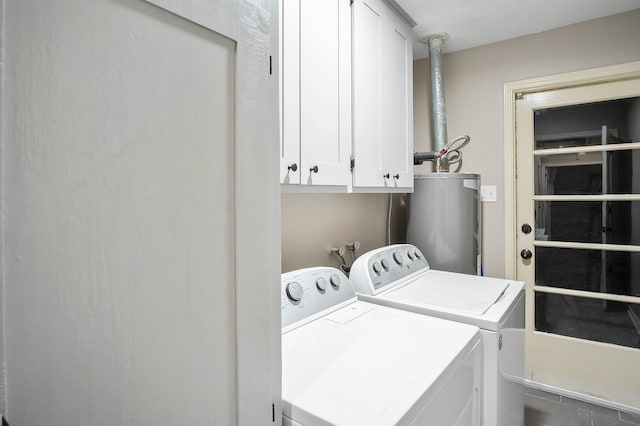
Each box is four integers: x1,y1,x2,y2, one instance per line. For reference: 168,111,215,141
534,292,640,349
534,97,639,150
534,201,638,245
535,247,640,297
534,150,638,195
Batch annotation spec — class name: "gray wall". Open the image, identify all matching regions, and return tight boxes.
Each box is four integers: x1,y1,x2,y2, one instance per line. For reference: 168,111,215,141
281,193,406,272
412,9,640,278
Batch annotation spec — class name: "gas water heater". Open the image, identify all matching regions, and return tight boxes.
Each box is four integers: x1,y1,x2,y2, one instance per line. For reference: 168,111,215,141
407,173,481,275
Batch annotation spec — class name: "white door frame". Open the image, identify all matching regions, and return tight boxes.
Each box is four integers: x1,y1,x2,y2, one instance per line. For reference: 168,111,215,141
503,61,640,279
144,1,281,424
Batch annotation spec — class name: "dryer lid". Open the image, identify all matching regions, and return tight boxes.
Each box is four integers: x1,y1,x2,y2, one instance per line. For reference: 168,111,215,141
389,270,509,315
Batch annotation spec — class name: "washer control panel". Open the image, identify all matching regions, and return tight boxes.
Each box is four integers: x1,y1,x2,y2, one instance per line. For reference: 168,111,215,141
350,244,430,295
281,267,357,330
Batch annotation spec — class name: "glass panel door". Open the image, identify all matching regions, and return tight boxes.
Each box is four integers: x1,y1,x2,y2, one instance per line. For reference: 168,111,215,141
516,78,640,408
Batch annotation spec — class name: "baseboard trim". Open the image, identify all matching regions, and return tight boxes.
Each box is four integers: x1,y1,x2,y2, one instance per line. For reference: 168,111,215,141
524,379,640,415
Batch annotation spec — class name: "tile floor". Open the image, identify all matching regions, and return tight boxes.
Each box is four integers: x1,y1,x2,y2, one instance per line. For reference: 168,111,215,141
525,387,640,426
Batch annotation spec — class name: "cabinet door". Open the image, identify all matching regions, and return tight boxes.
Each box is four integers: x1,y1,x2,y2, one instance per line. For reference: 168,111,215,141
299,0,351,186
282,0,351,187
281,0,301,184
352,0,413,191
352,0,384,187
381,11,413,190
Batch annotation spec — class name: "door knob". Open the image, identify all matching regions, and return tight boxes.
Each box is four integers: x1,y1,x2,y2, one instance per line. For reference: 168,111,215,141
520,249,533,260
521,224,532,234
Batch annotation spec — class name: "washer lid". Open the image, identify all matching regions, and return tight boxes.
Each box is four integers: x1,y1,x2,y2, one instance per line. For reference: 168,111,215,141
389,270,509,315
282,301,480,425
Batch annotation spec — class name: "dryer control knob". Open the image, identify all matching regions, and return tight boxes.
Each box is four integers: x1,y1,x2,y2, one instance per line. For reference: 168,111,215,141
286,282,304,302
316,277,327,292
329,274,341,289
392,251,404,265
372,261,382,275
407,250,415,261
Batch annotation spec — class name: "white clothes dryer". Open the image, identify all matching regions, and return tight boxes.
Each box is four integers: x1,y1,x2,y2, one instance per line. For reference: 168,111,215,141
349,244,525,426
281,267,483,425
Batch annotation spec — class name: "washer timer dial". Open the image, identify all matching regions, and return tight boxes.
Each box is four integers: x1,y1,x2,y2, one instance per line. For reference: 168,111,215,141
286,282,304,302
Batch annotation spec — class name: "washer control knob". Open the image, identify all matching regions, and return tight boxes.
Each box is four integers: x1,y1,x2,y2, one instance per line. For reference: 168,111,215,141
381,258,391,270
329,274,341,289
414,250,421,259
286,282,304,302
316,277,327,292
372,261,382,275
407,250,415,261
392,251,404,265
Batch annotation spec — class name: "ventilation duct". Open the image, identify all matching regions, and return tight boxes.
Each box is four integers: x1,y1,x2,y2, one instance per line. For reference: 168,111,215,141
422,33,449,172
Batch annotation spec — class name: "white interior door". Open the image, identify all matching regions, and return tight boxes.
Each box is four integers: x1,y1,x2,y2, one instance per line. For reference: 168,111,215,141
4,0,279,424
515,77,640,408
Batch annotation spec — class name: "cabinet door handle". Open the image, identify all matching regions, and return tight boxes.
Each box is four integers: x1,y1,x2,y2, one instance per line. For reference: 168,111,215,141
287,163,298,172
393,174,400,180
310,165,319,174
383,173,390,179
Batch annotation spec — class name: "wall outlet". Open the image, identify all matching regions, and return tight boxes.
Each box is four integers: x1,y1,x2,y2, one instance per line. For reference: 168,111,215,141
481,185,497,202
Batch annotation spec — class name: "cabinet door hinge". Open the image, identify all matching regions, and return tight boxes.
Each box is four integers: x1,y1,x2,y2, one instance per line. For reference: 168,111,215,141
350,156,355,172
515,92,525,100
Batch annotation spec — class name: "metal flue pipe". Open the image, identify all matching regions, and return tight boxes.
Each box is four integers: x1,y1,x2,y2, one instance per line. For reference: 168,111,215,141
421,33,449,172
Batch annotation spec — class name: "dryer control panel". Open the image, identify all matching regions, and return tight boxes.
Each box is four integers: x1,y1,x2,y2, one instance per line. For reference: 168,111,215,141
281,267,357,331
350,244,429,295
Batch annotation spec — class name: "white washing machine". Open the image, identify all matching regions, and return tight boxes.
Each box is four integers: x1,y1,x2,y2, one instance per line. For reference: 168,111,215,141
281,267,483,425
349,244,525,426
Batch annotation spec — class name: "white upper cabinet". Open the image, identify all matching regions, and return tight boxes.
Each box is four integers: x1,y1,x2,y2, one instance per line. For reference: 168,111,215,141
281,0,413,192
352,0,413,192
281,0,352,188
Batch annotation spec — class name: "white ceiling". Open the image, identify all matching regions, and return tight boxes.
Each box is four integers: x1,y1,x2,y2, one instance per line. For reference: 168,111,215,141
394,0,640,60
